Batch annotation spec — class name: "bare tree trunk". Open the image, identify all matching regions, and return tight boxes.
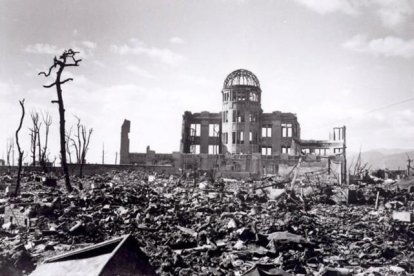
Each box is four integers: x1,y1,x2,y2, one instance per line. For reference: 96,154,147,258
29,111,40,166
6,138,13,172
40,112,52,173
65,128,73,164
39,49,81,193
56,70,72,192
68,116,92,188
37,127,42,166
14,99,25,196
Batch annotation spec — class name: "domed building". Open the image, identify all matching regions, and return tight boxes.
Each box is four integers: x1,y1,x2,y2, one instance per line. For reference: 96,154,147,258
121,69,346,179
180,69,301,157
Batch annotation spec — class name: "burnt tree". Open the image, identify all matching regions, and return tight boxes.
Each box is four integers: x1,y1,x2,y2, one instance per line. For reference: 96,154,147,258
29,111,41,166
65,127,74,164
39,49,81,193
40,112,52,172
14,99,25,196
6,138,13,171
70,116,93,181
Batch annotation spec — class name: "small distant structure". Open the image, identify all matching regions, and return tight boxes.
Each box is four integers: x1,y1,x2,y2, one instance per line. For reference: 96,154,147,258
3,203,37,228
30,234,156,276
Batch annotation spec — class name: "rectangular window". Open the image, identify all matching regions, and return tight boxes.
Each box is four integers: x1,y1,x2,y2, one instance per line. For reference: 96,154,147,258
232,110,236,122
282,146,291,154
238,131,244,143
262,125,272,137
209,124,219,137
237,110,244,122
190,144,200,154
249,131,253,144
302,148,310,154
315,148,327,156
208,145,219,154
223,92,230,102
249,92,258,102
333,127,344,141
190,123,201,137
282,123,293,138
223,111,228,123
261,146,272,155
251,112,257,122
232,132,236,144
249,113,257,122
334,148,343,154
223,132,228,144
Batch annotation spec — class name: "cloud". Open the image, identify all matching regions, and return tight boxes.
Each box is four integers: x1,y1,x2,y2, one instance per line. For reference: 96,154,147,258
294,0,414,30
169,37,185,44
343,35,414,58
24,40,97,58
294,0,358,15
110,39,186,66
24,43,63,55
80,41,97,49
374,0,414,29
125,65,157,79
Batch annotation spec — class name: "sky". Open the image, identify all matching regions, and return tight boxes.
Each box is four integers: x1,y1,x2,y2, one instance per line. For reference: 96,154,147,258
1,0,413,164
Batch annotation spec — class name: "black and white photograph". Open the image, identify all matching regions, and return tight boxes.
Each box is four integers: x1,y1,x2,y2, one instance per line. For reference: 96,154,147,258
0,0,413,275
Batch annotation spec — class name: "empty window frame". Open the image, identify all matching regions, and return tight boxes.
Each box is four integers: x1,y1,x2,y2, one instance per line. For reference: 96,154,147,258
190,123,201,137
281,146,291,154
223,91,230,102
262,125,272,137
232,110,244,122
208,145,219,154
333,127,344,141
238,131,244,144
249,92,258,102
302,148,310,154
249,112,257,122
223,111,228,123
315,148,327,156
281,123,293,138
237,110,244,122
237,91,246,101
209,124,219,137
190,144,200,154
261,146,272,155
223,132,228,144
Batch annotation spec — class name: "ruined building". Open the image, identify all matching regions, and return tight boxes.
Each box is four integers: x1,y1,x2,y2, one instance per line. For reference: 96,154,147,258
120,69,346,179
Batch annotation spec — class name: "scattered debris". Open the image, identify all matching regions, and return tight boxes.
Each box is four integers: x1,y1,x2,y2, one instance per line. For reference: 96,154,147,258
0,169,413,275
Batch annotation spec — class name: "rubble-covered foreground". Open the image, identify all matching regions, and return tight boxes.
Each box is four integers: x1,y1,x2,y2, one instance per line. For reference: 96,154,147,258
0,170,413,276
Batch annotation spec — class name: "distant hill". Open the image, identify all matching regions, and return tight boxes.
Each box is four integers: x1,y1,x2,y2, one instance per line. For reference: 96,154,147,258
348,149,414,170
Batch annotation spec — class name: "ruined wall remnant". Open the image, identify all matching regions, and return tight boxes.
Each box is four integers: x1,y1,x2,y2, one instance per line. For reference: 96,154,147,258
120,119,130,165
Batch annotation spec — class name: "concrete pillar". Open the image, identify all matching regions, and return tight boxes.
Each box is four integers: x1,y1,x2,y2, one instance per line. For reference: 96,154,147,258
200,120,209,154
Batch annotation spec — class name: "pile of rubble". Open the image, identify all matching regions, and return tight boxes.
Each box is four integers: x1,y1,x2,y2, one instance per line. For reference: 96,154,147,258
0,170,413,275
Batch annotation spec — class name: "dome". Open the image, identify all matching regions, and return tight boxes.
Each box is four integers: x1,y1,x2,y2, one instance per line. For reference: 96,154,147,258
223,69,260,89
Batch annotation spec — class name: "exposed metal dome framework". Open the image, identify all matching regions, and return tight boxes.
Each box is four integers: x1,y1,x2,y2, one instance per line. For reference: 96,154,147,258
223,69,260,89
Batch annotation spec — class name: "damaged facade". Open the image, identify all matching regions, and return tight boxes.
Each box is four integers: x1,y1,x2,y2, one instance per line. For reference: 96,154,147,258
120,69,346,180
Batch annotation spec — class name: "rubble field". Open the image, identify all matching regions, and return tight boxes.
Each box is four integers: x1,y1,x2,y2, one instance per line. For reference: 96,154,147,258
0,170,413,276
